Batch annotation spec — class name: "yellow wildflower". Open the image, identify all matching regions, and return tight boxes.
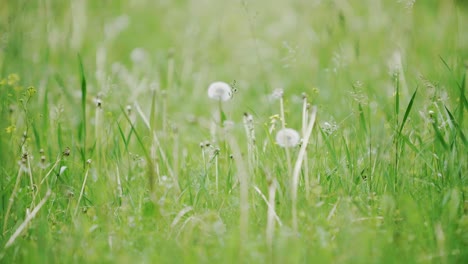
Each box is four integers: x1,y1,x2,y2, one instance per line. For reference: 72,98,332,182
7,73,20,86
5,125,16,133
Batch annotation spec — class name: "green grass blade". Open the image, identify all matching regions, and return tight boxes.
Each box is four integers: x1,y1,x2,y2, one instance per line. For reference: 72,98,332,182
394,73,400,127
432,122,448,150
445,105,468,147
78,54,87,166
401,135,436,172
121,106,155,191
398,88,417,135
32,123,41,150
150,89,157,130
117,122,128,150
358,103,367,134
458,70,467,126
319,128,339,166
54,74,74,104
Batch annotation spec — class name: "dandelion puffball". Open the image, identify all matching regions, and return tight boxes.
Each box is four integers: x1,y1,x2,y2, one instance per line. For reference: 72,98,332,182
270,88,284,100
130,48,147,63
208,81,232,101
276,128,300,148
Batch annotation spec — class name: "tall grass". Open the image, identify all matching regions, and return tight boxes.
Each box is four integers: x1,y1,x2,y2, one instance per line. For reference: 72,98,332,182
0,0,467,263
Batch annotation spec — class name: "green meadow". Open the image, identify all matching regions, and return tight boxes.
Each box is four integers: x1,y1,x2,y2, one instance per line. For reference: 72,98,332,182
0,0,467,263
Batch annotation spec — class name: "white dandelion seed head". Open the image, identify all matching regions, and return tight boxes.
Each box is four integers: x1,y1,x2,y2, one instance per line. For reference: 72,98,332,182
208,81,232,101
271,88,284,100
130,48,147,64
276,128,300,148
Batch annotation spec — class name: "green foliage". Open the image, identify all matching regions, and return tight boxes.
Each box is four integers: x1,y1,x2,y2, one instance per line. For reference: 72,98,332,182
0,0,467,263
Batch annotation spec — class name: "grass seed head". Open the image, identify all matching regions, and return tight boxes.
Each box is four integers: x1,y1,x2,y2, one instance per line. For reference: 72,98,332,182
63,147,71,157
126,105,132,115
95,98,102,108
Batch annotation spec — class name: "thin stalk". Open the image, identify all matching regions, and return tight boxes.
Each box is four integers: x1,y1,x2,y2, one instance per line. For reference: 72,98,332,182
301,96,310,197
74,161,91,216
201,146,207,178
4,189,52,249
280,96,292,179
215,154,219,193
265,180,278,252
292,106,317,233
39,154,62,185
162,90,168,135
243,113,257,173
263,116,278,152
173,127,180,192
134,102,178,192
27,154,37,208
394,73,400,192
226,132,249,245
95,103,102,168
116,166,123,205
3,167,24,234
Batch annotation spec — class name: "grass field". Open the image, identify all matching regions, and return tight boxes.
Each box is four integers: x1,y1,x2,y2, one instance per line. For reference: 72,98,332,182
1,0,467,263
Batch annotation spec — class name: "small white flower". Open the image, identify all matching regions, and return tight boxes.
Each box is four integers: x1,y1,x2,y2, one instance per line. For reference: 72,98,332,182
276,128,300,148
208,81,232,101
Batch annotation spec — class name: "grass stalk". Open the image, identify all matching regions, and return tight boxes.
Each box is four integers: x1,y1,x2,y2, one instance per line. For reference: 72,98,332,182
226,132,249,246
4,189,52,249
74,160,91,216
3,167,24,234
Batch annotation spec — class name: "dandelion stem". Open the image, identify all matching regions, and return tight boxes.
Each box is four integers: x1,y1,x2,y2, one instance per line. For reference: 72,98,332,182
218,100,224,128
280,96,292,187
292,106,317,233
266,180,277,253
215,154,219,193
301,97,310,198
